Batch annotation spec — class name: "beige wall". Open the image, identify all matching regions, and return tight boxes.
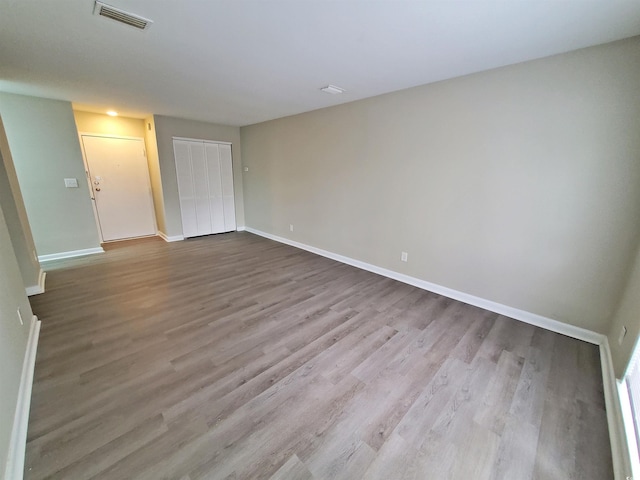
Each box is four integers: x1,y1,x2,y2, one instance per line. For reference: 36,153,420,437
73,110,146,138
0,198,34,474
241,37,640,334
0,93,101,256
0,116,40,290
144,115,166,234
154,115,245,238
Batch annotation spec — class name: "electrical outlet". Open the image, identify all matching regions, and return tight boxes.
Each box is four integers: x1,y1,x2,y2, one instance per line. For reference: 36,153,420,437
619,326,628,345
290,224,294,232
17,307,23,326
401,252,408,262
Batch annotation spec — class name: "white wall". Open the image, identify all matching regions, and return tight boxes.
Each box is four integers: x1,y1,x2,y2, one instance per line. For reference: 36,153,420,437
0,197,34,478
241,37,640,334
0,93,101,256
154,115,245,238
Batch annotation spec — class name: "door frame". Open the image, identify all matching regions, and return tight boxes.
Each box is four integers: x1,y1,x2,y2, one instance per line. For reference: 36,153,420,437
78,132,158,243
172,136,232,146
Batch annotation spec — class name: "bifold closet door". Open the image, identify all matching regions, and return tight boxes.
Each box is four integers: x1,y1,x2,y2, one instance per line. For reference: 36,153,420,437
190,142,214,236
174,140,199,237
219,144,236,231
173,139,236,238
205,143,225,234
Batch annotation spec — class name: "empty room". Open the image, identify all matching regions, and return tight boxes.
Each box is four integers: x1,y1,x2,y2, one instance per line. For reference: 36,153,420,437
1,1,640,479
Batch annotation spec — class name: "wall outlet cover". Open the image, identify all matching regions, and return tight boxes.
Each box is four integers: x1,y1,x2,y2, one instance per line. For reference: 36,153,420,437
619,325,628,345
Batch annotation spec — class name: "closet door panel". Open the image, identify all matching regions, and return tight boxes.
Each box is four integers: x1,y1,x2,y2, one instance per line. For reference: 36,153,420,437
219,144,236,231
173,141,198,238
205,143,225,234
222,196,236,232
189,143,212,236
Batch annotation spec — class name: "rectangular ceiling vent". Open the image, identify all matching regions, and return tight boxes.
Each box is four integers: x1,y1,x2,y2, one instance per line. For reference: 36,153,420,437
320,85,346,95
93,1,153,30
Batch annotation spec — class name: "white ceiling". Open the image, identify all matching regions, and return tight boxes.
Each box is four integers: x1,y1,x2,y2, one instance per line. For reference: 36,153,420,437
1,0,639,126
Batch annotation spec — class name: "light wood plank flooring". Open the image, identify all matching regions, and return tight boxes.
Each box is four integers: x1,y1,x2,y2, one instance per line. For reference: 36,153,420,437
26,232,612,479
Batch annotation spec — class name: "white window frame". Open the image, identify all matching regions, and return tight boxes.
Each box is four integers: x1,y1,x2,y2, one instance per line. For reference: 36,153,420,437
619,336,640,480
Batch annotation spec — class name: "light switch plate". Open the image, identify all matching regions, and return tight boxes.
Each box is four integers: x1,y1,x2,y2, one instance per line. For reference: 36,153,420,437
64,178,79,188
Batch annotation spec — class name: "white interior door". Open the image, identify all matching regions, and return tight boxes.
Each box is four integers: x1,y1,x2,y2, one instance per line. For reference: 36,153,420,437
82,135,156,242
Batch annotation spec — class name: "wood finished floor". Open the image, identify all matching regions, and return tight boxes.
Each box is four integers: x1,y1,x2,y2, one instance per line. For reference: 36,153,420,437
26,232,612,480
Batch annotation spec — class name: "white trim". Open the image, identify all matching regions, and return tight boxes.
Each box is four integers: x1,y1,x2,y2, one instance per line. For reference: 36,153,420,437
4,315,40,480
236,226,246,232
615,331,640,480
25,269,46,296
77,132,145,141
600,337,634,480
38,247,104,262
157,231,184,243
617,377,640,480
244,227,602,344
172,136,232,145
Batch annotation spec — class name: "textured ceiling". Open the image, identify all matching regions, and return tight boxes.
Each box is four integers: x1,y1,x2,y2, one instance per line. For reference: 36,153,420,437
1,0,639,126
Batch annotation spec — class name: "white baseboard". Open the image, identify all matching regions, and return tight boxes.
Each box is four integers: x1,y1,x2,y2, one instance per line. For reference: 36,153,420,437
157,231,184,243
244,226,629,477
599,338,634,480
244,227,602,344
4,315,40,480
236,226,246,232
38,247,104,262
25,269,46,297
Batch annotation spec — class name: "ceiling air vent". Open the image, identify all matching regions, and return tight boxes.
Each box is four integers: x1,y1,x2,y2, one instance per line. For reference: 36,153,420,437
93,1,153,30
320,85,346,95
